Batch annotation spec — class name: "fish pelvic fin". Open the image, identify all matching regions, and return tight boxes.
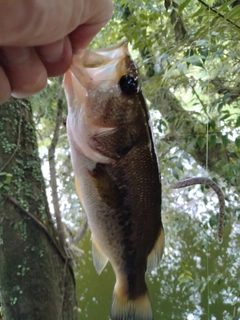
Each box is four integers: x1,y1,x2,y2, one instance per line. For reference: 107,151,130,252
92,237,108,275
147,226,165,272
111,290,153,320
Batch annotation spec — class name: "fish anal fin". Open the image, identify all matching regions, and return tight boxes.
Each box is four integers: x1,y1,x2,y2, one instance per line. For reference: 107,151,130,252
92,237,108,275
111,290,153,320
147,226,165,272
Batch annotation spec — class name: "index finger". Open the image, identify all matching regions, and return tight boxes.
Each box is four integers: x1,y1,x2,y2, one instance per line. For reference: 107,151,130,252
0,0,113,47
69,23,108,50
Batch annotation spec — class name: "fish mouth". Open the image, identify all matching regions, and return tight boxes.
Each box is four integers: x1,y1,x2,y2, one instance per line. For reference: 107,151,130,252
79,39,129,68
63,39,133,110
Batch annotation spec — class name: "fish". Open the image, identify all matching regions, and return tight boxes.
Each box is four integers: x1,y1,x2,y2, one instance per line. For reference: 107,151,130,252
64,40,164,320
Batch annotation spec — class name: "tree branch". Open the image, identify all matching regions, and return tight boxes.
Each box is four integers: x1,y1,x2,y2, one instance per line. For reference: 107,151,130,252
72,217,88,245
197,0,240,30
210,77,240,103
48,77,66,247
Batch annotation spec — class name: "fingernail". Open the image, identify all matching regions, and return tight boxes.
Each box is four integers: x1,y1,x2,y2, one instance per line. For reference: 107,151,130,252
3,47,31,64
39,39,65,62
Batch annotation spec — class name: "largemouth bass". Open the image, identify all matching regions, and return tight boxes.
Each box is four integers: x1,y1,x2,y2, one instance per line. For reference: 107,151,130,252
64,40,164,320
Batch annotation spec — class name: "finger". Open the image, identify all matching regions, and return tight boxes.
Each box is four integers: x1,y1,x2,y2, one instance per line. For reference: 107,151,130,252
0,66,11,104
69,23,107,50
1,47,47,98
0,0,113,46
69,1,114,50
37,37,72,77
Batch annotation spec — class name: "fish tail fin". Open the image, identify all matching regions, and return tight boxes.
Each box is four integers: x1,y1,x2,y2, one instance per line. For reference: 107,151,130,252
111,289,153,320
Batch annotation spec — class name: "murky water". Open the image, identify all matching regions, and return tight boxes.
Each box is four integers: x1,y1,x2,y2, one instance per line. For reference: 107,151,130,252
75,222,239,320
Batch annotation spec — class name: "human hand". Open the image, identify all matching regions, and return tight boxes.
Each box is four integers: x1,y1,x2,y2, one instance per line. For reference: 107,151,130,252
0,0,113,104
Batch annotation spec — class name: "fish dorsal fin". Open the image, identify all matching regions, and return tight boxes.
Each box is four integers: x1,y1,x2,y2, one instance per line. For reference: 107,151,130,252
92,237,109,275
147,227,165,272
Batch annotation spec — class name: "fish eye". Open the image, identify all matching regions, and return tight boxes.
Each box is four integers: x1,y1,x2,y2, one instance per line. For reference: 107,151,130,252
119,74,139,95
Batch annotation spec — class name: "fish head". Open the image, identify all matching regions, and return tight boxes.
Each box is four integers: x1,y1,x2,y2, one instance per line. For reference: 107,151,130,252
65,40,138,90
64,40,146,163
64,39,139,109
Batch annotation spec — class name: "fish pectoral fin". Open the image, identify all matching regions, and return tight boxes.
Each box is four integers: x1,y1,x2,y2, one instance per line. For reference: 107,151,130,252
92,237,108,275
89,129,120,160
147,226,165,272
89,126,139,159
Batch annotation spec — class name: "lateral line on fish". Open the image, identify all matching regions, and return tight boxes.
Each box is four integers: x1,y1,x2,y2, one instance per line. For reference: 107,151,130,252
170,177,225,243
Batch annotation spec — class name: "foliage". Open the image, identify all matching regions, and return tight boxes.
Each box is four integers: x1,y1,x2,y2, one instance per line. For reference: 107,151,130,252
28,0,240,319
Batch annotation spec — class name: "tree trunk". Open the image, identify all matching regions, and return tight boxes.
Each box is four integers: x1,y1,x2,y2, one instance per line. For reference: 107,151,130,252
0,99,78,320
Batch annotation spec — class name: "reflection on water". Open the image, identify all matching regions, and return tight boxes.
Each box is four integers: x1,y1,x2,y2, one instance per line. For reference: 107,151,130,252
75,221,239,320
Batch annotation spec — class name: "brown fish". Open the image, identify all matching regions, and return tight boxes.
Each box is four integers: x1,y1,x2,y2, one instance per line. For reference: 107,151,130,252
64,40,164,320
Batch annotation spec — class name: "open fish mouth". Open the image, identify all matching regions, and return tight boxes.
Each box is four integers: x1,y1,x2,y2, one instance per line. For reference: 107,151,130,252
64,39,135,98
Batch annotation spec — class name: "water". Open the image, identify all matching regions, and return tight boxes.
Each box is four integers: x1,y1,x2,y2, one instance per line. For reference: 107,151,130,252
75,221,239,320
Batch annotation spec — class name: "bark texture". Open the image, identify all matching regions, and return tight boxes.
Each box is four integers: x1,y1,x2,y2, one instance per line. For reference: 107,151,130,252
0,99,78,320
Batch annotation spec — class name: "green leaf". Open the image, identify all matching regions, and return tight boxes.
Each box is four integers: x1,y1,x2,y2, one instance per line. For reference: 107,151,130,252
164,0,171,11
178,63,187,74
225,5,240,20
235,137,240,149
209,217,217,228
218,103,223,112
215,49,223,58
172,169,179,180
197,136,205,149
178,0,189,12
4,173,12,184
220,113,230,121
217,278,224,285
200,48,208,59
209,120,216,130
191,6,204,18
185,55,204,68
209,135,216,148
176,161,184,171
185,49,195,57
186,274,193,281
185,270,193,277
235,116,240,128
221,134,229,147
178,273,185,279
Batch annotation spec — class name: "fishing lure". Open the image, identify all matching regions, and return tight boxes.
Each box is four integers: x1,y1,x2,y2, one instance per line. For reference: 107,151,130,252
171,177,225,243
